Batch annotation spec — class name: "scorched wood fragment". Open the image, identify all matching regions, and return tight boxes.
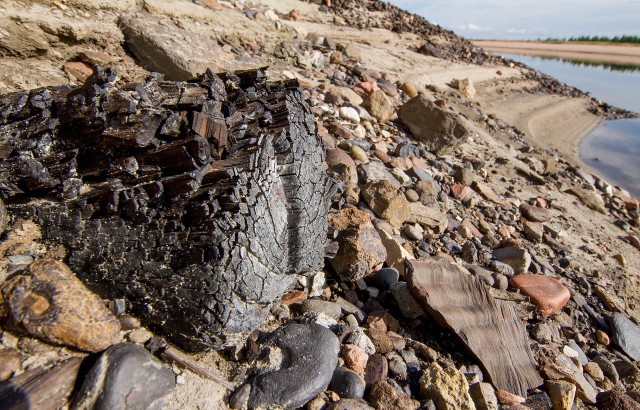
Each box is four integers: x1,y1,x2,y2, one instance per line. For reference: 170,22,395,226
0,67,335,351
406,258,543,397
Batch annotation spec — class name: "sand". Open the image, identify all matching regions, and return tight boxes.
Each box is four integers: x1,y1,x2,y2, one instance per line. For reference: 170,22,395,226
474,40,640,66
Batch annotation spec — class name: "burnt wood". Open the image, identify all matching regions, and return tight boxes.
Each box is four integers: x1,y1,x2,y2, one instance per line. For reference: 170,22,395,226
0,67,334,351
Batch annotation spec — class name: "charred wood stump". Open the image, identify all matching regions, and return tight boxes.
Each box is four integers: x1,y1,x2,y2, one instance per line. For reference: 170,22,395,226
0,67,334,351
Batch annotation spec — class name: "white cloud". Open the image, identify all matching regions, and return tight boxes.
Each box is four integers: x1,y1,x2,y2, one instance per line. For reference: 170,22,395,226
455,23,492,32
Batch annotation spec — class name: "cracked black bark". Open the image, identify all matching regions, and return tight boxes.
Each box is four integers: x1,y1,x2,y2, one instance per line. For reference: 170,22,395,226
0,67,334,351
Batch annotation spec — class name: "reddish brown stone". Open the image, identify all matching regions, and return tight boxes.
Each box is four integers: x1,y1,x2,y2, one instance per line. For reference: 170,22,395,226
625,235,640,251
281,290,307,306
520,203,552,222
497,390,526,405
364,354,388,386
63,62,93,83
451,184,472,201
401,82,418,98
202,0,223,10
342,344,368,374
366,329,394,354
509,274,570,316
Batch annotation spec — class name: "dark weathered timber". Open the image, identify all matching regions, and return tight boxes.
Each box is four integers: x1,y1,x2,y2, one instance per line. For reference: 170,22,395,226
0,357,82,410
0,67,334,351
407,259,543,397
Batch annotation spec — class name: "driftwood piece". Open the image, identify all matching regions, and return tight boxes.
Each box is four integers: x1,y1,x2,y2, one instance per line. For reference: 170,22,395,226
0,357,82,410
146,335,234,390
0,67,334,351
407,259,543,397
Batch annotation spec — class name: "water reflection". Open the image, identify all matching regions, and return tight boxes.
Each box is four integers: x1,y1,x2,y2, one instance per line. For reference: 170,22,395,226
527,55,640,73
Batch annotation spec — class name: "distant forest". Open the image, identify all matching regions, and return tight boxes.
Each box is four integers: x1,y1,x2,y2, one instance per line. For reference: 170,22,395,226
541,35,640,44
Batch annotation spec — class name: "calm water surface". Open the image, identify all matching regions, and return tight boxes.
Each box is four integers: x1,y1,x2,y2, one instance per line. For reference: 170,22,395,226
500,54,640,198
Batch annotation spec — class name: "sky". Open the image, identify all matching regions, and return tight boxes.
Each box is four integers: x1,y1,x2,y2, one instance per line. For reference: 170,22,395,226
390,0,640,40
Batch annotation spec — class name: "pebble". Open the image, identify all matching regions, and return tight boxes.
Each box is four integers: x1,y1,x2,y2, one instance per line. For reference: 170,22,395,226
127,328,153,344
339,106,360,124
366,329,394,354
401,82,418,98
369,380,419,410
364,353,388,386
329,367,365,399
342,344,369,374
596,330,610,346
72,343,175,409
609,312,640,361
496,390,526,405
509,274,570,316
362,180,411,228
346,328,376,356
546,380,576,410
350,145,368,163
302,299,342,320
567,340,588,366
0,348,21,381
468,382,498,410
493,246,531,275
371,267,399,290
584,362,605,382
390,282,425,319
519,203,552,222
248,324,340,409
0,258,121,352
404,223,423,241
420,362,476,410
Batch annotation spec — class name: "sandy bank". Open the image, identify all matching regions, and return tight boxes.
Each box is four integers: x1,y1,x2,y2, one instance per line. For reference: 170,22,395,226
474,40,640,65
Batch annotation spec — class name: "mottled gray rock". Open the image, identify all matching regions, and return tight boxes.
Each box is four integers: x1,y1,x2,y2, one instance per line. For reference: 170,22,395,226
71,343,175,410
301,300,342,321
492,246,531,275
372,267,400,290
567,341,588,366
248,324,339,409
610,313,640,361
390,282,425,319
329,367,365,399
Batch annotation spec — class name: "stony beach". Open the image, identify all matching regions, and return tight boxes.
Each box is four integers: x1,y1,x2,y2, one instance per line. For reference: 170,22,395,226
0,0,639,409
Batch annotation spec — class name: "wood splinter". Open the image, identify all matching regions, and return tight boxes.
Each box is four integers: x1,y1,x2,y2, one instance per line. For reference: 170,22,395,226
146,336,234,390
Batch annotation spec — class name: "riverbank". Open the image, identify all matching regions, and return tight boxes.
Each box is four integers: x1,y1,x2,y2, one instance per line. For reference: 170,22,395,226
474,40,640,66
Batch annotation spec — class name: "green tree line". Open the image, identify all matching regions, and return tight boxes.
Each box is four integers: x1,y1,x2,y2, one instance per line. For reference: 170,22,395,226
541,35,640,44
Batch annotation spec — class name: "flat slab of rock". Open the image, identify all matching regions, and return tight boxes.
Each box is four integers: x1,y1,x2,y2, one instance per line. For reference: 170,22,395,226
509,274,570,316
610,313,640,361
248,324,340,409
407,259,542,397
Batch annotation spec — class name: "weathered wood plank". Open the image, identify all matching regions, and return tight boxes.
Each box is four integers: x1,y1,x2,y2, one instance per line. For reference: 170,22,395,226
407,258,543,397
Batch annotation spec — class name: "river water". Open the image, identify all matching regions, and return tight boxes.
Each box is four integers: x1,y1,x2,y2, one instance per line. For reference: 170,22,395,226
500,54,640,198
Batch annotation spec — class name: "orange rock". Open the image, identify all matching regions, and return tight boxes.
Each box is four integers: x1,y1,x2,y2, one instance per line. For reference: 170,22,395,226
401,82,418,98
63,62,93,83
451,184,472,201
497,390,526,405
509,274,570,316
281,290,307,306
202,0,222,10
342,344,368,374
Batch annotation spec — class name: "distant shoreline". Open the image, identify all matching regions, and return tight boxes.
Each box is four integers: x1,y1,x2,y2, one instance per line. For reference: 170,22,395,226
473,40,640,66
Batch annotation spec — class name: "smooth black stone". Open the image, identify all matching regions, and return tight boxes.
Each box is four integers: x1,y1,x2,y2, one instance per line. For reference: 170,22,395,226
248,324,340,409
330,367,365,399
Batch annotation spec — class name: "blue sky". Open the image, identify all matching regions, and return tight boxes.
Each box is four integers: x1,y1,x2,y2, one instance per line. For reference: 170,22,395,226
390,0,640,40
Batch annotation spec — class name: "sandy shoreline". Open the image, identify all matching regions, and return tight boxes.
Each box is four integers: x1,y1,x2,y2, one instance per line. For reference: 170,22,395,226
474,40,640,66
